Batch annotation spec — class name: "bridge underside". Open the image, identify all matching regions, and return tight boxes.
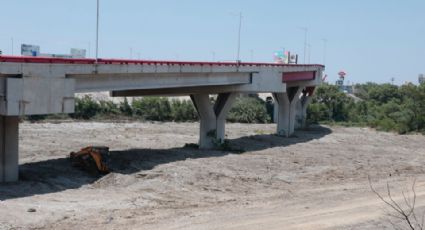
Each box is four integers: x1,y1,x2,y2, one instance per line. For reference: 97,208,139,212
0,57,323,182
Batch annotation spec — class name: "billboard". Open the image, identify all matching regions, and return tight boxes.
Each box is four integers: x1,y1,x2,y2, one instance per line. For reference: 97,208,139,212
274,50,288,64
274,49,297,64
71,48,86,58
20,44,86,59
21,44,40,56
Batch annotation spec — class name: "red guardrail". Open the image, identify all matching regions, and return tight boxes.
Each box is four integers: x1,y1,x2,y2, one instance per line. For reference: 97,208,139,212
0,55,324,68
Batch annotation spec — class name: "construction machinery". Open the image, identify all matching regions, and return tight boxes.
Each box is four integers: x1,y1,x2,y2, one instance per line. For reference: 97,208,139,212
70,146,110,175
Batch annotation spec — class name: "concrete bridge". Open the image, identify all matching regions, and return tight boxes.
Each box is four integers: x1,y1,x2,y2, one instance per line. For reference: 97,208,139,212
0,55,324,182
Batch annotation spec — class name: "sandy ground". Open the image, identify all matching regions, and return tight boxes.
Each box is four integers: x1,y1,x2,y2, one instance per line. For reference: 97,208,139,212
1,121,425,230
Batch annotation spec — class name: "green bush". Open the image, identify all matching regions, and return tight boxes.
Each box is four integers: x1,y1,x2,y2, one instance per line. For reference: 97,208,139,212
307,103,328,124
170,99,198,121
309,82,425,134
98,100,120,115
26,115,48,122
72,95,101,119
308,84,354,122
228,96,270,123
132,97,172,121
119,98,133,116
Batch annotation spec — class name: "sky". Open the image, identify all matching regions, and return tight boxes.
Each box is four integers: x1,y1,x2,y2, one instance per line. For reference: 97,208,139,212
0,0,424,85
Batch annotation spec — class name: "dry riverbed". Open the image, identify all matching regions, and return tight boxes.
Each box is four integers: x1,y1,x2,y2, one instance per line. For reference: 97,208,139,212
1,121,425,229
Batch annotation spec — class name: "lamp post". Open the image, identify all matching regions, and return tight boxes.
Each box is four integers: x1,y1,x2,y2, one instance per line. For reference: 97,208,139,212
298,27,308,64
307,43,311,64
96,0,100,62
237,12,242,62
322,38,327,65
88,42,91,58
11,37,14,55
230,12,243,62
250,49,253,62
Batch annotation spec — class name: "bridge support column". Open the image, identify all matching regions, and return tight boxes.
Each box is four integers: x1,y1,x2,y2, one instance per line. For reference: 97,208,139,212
295,87,316,130
273,87,303,137
0,116,19,183
191,93,237,149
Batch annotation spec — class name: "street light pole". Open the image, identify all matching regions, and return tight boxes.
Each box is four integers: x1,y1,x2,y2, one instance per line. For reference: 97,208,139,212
307,43,311,64
88,42,91,58
236,12,242,62
298,27,308,64
322,38,327,65
96,0,100,62
11,37,14,55
250,49,253,62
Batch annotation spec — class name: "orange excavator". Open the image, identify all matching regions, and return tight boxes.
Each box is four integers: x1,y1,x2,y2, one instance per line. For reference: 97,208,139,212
70,146,110,175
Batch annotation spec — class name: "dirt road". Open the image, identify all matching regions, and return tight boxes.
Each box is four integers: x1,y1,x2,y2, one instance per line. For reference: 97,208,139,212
1,121,425,229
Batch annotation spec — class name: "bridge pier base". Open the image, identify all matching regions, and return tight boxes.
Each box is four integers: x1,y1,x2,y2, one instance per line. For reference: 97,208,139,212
191,93,237,149
295,87,316,130
273,87,303,137
0,116,19,183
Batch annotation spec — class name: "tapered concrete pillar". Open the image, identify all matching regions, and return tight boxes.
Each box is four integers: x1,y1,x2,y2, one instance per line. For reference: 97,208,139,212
273,87,303,137
295,87,316,129
191,93,237,149
0,116,19,183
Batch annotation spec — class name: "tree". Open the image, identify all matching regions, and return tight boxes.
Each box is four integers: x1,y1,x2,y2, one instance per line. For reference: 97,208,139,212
308,84,354,122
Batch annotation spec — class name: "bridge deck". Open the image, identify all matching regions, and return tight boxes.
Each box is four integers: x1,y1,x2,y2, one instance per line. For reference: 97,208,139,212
0,55,324,181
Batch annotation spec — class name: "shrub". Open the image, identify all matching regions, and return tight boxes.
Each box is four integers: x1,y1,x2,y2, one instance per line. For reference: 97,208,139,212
309,84,354,122
228,96,270,123
72,95,100,119
170,99,198,121
98,100,120,115
309,82,425,134
132,97,172,121
119,98,133,116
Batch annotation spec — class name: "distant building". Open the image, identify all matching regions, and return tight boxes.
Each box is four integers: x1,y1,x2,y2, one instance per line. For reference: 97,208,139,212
21,44,86,58
419,74,424,84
